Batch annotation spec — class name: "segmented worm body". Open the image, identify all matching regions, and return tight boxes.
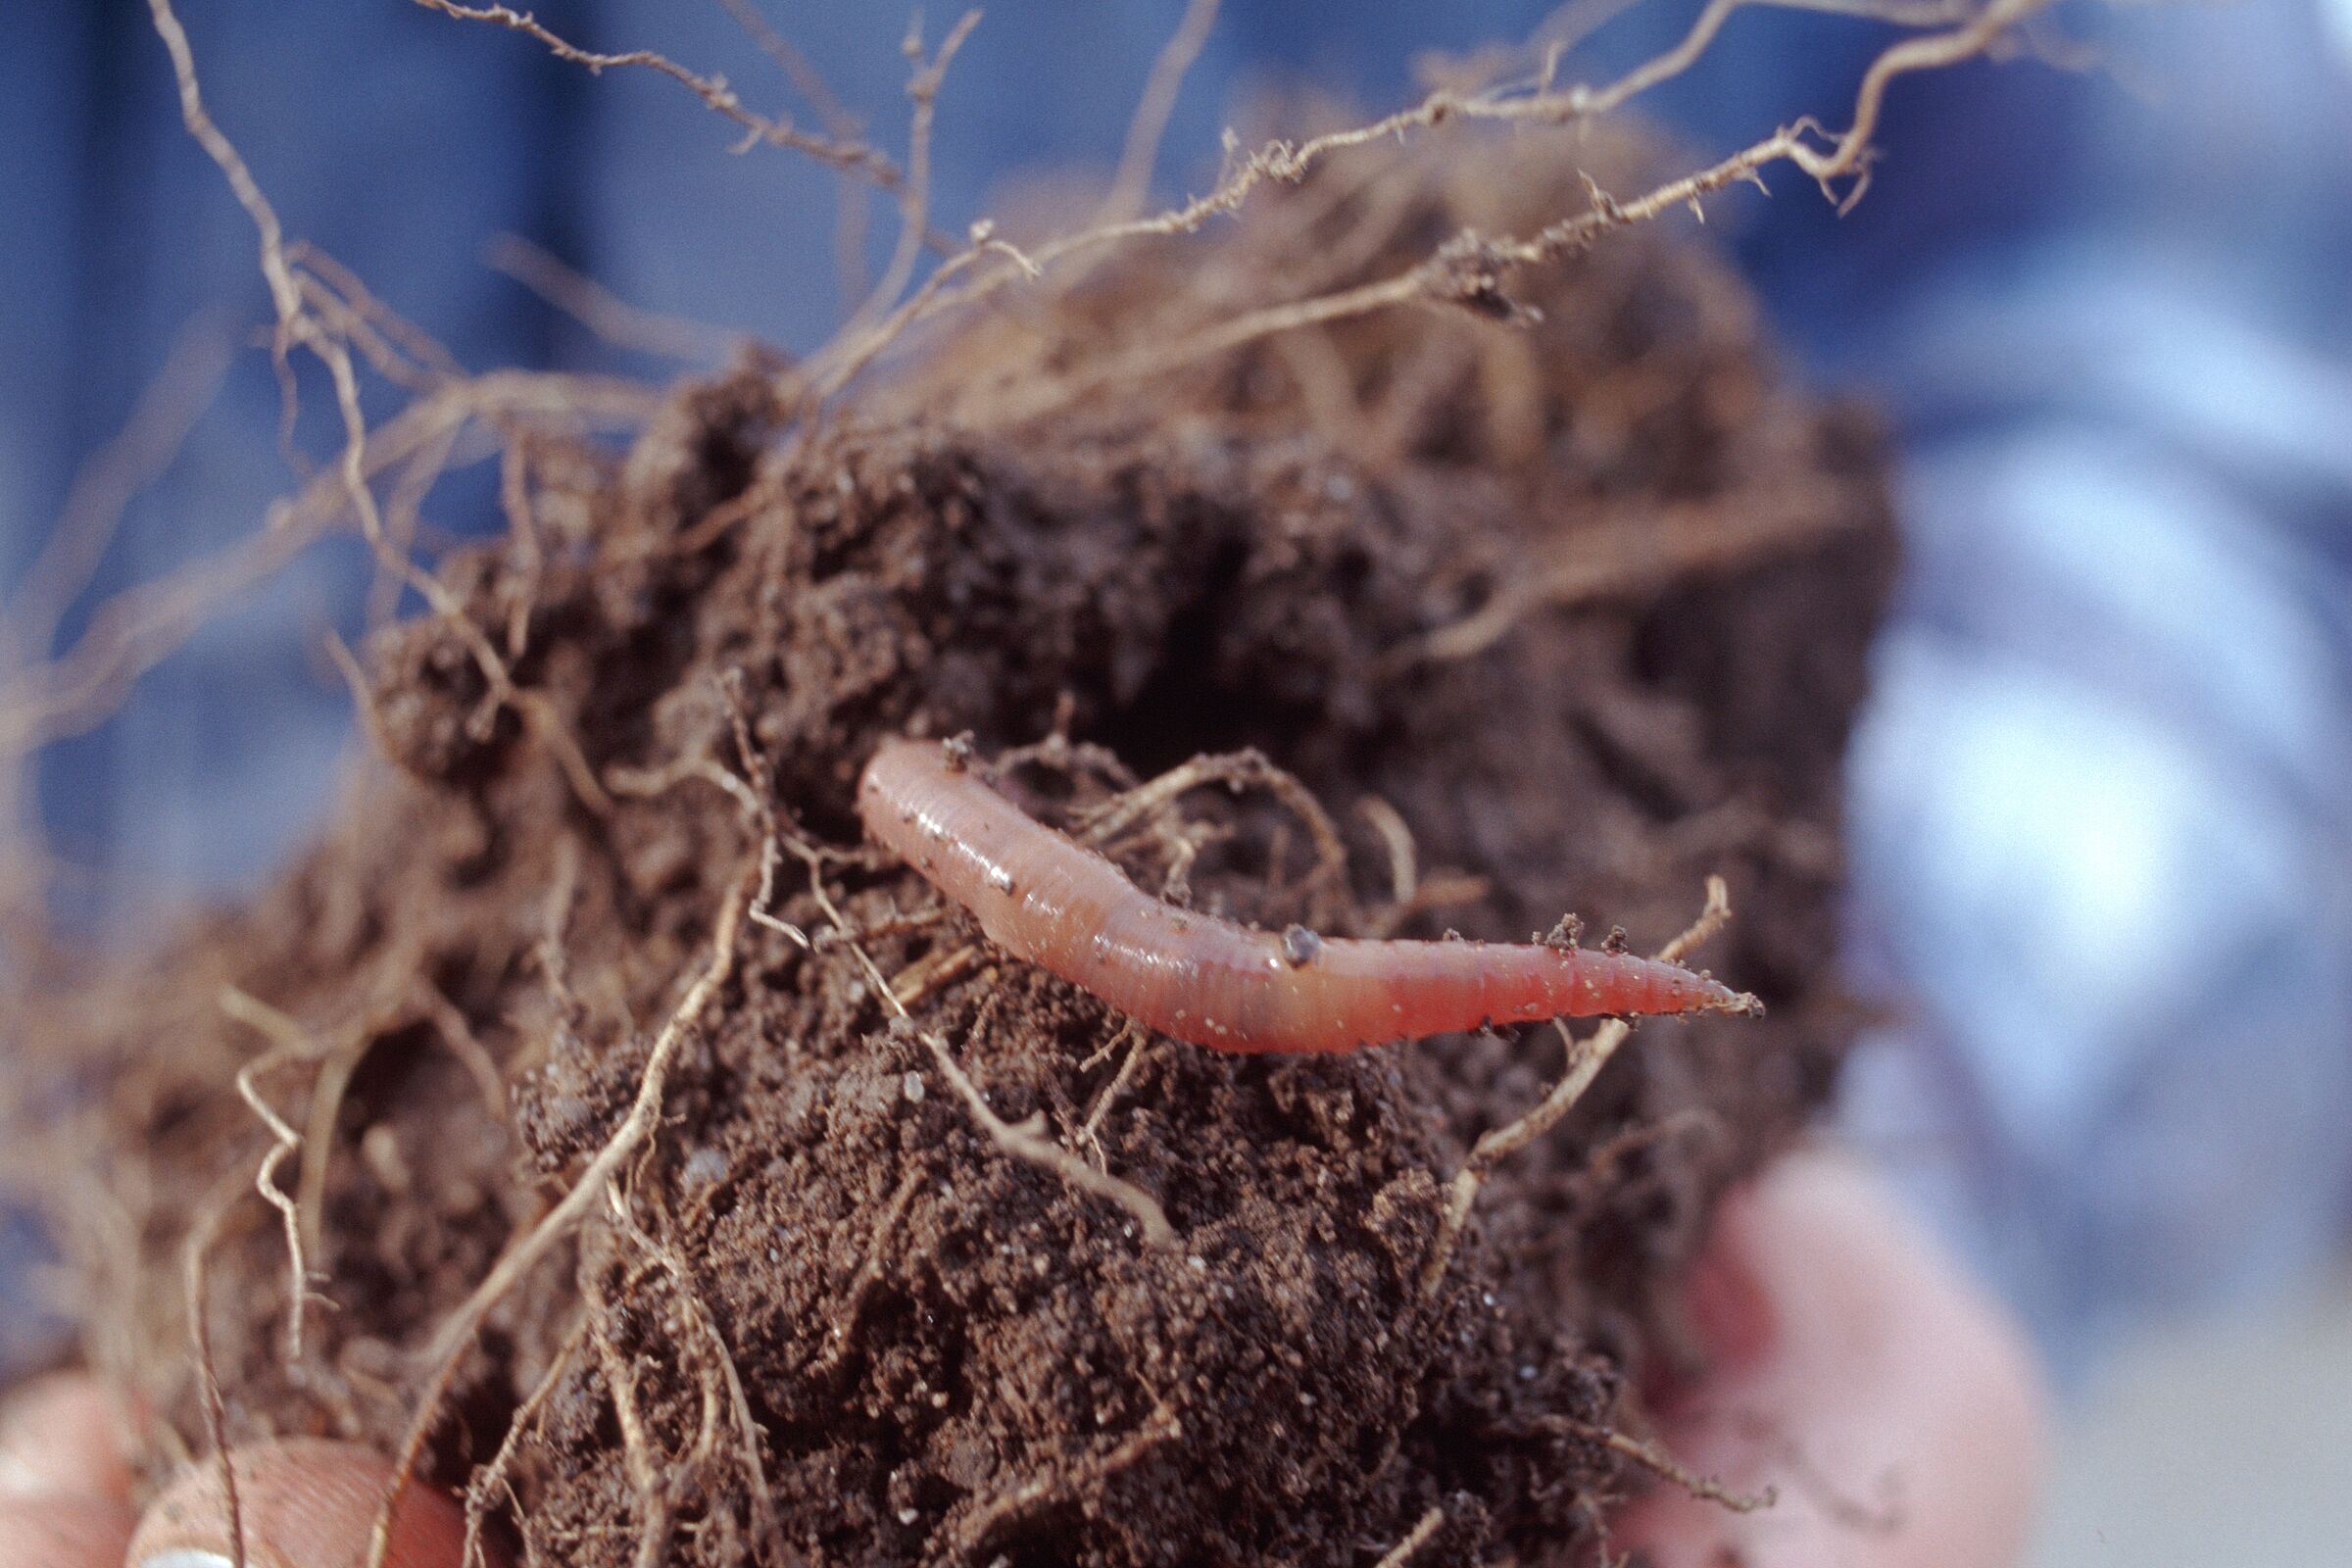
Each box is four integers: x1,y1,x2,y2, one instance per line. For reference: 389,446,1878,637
858,737,1754,1054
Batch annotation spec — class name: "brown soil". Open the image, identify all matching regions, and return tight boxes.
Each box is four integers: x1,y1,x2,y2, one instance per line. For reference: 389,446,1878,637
8,132,1892,1567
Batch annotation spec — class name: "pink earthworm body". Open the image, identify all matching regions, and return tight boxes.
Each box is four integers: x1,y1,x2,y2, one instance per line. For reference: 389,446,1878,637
858,737,1758,1054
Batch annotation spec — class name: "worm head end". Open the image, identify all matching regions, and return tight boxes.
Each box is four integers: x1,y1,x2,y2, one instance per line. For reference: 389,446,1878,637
1717,986,1765,1018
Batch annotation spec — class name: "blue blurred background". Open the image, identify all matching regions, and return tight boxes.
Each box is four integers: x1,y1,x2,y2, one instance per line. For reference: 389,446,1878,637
4,2,2349,1550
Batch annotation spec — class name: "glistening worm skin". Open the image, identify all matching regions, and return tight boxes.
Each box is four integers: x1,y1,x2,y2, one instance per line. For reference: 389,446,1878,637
858,737,1759,1054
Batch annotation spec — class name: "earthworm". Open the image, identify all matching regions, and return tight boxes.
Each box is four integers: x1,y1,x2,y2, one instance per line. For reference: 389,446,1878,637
858,736,1759,1054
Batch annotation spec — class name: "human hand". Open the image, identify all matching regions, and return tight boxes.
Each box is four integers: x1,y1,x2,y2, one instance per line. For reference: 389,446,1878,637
0,1374,481,1568
1616,1149,2046,1566
0,1150,2039,1568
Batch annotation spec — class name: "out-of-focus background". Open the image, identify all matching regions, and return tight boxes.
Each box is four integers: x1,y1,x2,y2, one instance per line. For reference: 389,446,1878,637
3,2,2348,1560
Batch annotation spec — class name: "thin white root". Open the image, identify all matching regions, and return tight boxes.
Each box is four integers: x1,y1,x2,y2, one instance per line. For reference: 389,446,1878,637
216,985,322,1363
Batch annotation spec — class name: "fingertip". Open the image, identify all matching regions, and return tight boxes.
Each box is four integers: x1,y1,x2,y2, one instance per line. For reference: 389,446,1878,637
128,1439,495,1568
1745,1147,2049,1473
0,1372,141,1504
1617,1146,2047,1568
0,1494,138,1568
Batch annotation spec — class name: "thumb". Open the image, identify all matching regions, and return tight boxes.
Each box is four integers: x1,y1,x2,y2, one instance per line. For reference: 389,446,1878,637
1615,1149,2046,1567
0,1373,138,1568
128,1439,491,1568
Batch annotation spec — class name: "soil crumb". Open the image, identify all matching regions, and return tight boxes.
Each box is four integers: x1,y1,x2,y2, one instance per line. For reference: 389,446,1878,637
8,129,1892,1566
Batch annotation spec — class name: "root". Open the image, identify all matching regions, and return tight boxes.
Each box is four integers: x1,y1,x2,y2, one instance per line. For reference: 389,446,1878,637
0,0,2035,942
487,235,738,364
463,1312,590,1568
581,1237,672,1568
1072,748,1352,927
993,702,1139,795
0,369,651,760
889,940,982,1008
713,0,868,151
24,9,2015,1563
537,838,584,1013
413,0,903,184
1078,1024,1151,1166
804,1168,922,1382
1098,0,1221,225
322,630,401,765
826,905,953,949
147,0,621,826
1382,488,1862,670
1729,1412,1905,1532
0,314,232,673
416,978,509,1118
915,1022,1175,1248
424,859,753,1364
1372,1504,1446,1568
373,851,759,1568
837,11,983,347
371,1304,482,1568
9,0,2043,854
947,1403,1181,1558
805,0,2058,408
605,750,773,840
1356,795,1418,913
495,438,541,658
293,1035,369,1269
181,1194,252,1568
216,985,323,1364
1077,1017,1141,1074
515,691,620,819
247,977,421,1284
786,837,1175,1246
1652,876,1740,970
1551,1415,1775,1514
603,1184,781,1556
1420,876,1737,1297
289,242,465,387
1354,797,1490,939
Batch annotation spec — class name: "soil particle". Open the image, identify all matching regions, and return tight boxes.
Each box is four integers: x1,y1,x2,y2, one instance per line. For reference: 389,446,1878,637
7,130,1892,1567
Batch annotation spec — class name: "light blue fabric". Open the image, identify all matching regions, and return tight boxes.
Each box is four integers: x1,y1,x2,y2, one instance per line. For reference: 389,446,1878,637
3,1,2346,1374
1814,7,2352,1371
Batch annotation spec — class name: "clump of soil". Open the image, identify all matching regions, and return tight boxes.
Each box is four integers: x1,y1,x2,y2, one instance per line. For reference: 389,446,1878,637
9,129,1891,1567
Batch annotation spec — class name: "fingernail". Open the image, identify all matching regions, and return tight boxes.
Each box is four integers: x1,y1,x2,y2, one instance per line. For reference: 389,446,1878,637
139,1553,237,1568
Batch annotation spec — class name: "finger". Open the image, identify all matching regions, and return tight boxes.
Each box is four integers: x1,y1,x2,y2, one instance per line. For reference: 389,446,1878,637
0,1371,139,1502
127,1438,492,1568
0,1373,139,1568
1616,1149,2046,1568
0,1495,139,1568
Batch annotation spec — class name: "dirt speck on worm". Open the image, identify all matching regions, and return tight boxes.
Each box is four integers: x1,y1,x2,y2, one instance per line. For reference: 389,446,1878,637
12,131,1890,1568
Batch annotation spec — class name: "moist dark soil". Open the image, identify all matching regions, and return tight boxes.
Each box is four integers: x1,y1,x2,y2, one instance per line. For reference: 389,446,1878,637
8,131,1892,1566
